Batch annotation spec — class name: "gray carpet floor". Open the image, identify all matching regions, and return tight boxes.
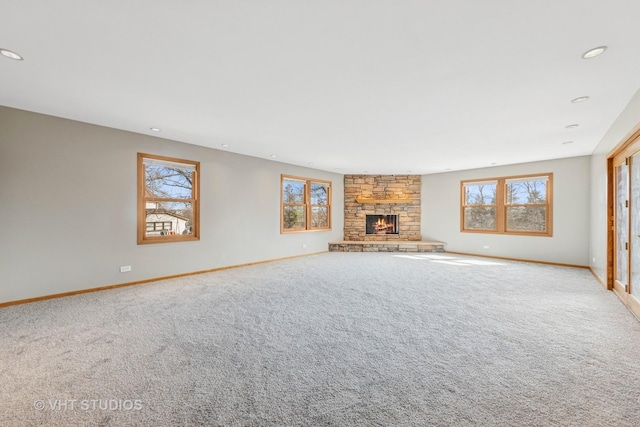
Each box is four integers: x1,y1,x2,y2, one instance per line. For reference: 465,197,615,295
2,252,640,426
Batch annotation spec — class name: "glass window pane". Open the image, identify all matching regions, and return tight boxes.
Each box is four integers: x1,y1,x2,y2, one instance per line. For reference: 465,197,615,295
506,178,547,204
311,182,328,205
139,154,199,244
283,180,305,204
283,206,306,230
311,206,328,228
464,207,496,229
506,206,547,231
465,183,496,205
145,201,193,236
145,162,194,199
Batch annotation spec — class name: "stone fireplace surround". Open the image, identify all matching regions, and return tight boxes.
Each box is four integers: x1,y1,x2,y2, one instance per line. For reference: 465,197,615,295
329,174,445,252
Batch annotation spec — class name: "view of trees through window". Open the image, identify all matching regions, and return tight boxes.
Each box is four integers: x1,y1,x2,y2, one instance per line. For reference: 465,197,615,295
310,182,329,228
282,175,331,232
463,182,497,230
145,162,194,235
505,178,547,232
138,154,199,243
282,180,306,230
462,174,551,235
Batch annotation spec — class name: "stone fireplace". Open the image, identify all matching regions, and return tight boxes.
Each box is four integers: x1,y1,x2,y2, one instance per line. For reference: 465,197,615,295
343,174,421,241
329,174,444,252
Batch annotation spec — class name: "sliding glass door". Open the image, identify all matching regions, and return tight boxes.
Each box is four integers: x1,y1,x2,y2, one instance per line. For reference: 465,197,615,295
612,135,640,316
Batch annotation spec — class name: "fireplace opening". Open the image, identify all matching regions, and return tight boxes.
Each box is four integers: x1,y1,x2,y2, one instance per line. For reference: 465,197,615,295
366,215,399,235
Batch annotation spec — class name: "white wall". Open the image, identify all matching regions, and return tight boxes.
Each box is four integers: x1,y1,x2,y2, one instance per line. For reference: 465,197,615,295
0,107,344,303
422,156,591,266
589,88,640,282
6,87,640,303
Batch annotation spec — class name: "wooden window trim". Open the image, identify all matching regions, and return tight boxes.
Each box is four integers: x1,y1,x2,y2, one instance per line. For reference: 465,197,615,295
460,179,499,232
138,153,200,244
460,173,553,237
281,174,332,233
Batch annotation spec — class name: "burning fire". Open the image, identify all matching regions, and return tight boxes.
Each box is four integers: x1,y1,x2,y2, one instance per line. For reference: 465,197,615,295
375,217,391,232
366,214,398,235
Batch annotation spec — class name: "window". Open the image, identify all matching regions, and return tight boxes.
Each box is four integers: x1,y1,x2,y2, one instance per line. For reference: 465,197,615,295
138,153,200,244
461,173,552,236
281,175,331,232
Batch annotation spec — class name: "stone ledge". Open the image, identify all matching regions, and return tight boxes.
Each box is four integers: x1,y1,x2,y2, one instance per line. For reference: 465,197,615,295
329,240,446,253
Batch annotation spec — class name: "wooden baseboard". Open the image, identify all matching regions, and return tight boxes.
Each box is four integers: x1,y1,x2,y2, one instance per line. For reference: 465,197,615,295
612,280,629,305
589,267,608,289
0,251,328,308
627,294,640,320
445,251,589,269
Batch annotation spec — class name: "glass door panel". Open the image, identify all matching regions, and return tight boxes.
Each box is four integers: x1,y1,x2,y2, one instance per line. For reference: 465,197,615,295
631,153,640,299
616,162,629,291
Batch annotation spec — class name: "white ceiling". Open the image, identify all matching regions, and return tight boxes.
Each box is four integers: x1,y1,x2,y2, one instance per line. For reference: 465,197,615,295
2,1,640,174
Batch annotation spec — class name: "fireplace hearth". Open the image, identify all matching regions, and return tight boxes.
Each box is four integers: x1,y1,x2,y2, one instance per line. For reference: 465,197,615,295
366,215,399,235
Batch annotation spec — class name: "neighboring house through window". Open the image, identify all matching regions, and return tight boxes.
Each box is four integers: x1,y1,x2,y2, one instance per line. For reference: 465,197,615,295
146,221,174,234
281,175,331,232
461,173,552,236
138,153,200,244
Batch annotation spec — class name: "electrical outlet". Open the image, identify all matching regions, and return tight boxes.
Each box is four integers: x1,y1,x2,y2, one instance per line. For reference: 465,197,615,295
120,265,132,273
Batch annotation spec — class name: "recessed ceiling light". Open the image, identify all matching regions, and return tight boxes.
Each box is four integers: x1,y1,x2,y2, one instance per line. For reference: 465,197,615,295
221,143,229,147
562,140,574,145
582,46,607,59
150,127,161,132
571,96,589,104
565,124,579,129
0,48,23,60
270,154,277,158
